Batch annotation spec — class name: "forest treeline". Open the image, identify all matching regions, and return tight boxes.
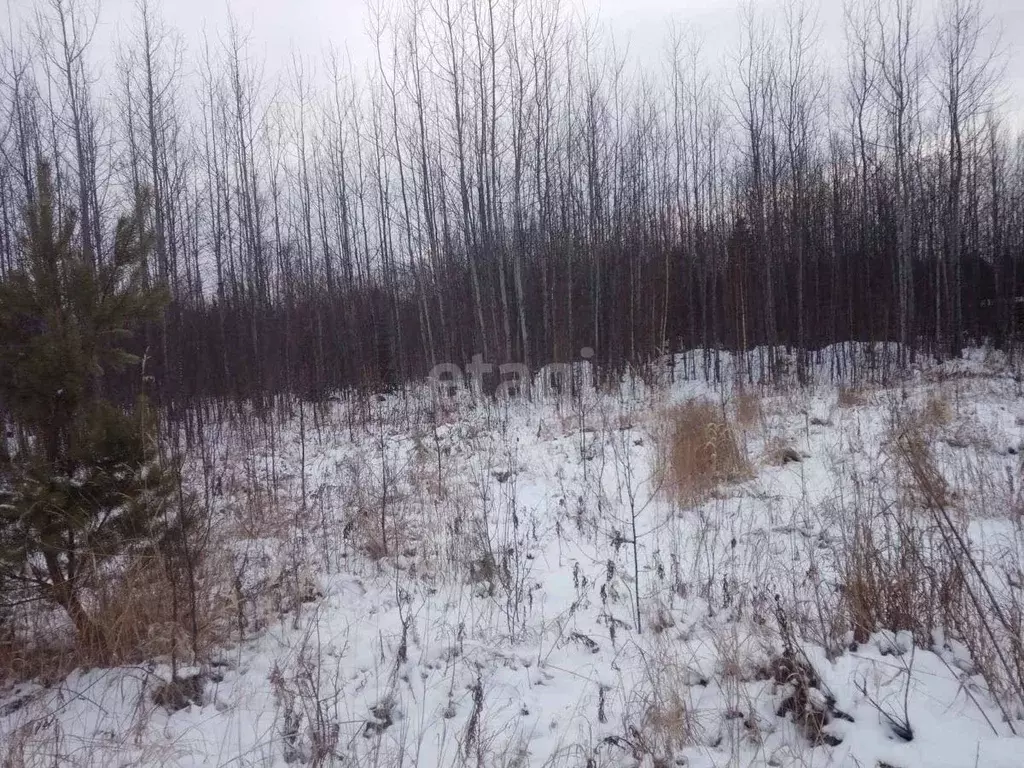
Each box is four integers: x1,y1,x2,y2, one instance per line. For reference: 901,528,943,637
1,0,1023,412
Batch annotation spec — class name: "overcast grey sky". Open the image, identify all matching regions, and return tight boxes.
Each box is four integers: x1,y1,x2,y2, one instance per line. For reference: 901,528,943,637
5,0,1024,127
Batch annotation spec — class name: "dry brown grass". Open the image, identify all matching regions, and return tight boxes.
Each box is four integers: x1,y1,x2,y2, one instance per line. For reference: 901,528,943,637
0,628,80,688
888,424,1024,718
634,688,696,758
614,637,704,763
734,389,763,429
90,550,231,665
887,401,955,510
0,717,182,768
836,386,869,408
837,423,966,647
841,504,964,644
659,399,752,507
920,390,953,429
1,540,233,684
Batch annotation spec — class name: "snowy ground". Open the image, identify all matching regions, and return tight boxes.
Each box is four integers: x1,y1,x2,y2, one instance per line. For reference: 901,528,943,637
4,348,1024,767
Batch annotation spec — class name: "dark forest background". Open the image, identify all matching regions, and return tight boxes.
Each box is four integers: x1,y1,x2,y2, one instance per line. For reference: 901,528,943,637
2,0,1023,421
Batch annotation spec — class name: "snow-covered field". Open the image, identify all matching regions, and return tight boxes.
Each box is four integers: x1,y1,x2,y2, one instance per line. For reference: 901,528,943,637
4,348,1024,767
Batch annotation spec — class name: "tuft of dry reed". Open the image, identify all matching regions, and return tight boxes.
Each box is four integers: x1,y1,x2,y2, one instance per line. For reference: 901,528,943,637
659,399,752,507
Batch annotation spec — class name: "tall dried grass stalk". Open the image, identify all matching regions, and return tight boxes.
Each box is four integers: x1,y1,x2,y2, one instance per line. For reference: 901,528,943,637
659,400,751,507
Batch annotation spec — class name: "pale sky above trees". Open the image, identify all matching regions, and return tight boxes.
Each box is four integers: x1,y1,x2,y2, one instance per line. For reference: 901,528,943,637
4,0,1022,127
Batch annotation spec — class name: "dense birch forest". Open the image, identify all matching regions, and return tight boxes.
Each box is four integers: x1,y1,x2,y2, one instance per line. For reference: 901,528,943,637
1,0,1021,414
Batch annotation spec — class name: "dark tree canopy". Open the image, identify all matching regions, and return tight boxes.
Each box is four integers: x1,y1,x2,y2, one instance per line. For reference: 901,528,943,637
0,0,1021,414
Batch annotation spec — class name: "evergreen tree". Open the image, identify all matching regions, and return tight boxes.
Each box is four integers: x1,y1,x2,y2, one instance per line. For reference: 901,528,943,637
0,161,174,655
